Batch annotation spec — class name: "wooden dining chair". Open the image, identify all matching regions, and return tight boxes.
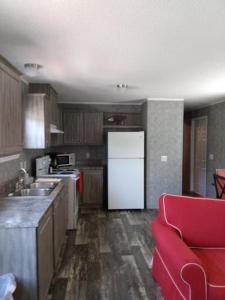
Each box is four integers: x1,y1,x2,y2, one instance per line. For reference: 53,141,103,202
214,173,225,199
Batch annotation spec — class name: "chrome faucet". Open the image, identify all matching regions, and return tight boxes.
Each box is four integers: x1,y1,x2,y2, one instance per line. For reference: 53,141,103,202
15,168,28,191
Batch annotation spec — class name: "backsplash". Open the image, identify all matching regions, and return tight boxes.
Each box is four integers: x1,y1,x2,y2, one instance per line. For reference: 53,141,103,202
50,145,107,166
0,149,45,197
0,145,106,196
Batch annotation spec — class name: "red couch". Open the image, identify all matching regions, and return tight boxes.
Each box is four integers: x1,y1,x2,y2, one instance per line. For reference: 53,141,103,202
151,194,225,300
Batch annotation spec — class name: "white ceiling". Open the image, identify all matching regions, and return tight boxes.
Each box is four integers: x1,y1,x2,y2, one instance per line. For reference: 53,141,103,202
0,0,225,108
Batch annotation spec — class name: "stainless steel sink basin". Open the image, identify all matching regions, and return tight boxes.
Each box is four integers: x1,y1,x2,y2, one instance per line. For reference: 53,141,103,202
11,188,52,197
30,182,57,189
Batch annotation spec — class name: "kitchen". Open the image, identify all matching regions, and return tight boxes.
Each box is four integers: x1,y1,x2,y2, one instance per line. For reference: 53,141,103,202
0,55,147,300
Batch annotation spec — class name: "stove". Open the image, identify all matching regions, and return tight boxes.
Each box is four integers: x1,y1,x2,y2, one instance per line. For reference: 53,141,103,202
52,168,79,175
35,155,80,229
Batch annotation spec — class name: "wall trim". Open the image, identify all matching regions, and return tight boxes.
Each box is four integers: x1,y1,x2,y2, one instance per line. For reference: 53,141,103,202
20,75,29,85
187,97,225,112
0,154,20,164
208,97,225,107
58,98,184,105
57,101,144,105
147,98,184,102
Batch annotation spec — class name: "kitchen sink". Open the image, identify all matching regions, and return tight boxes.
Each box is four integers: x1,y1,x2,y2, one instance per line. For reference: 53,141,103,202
30,182,57,189
10,188,52,197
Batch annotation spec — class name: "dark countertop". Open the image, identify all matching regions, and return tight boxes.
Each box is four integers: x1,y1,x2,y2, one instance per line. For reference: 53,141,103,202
78,166,104,170
0,181,64,228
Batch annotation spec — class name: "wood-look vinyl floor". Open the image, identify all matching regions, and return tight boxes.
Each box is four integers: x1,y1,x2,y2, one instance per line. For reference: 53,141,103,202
48,209,162,300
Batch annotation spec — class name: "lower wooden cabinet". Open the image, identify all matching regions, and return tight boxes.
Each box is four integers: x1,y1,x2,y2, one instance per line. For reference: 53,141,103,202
38,207,54,300
0,187,67,300
53,188,66,267
81,167,103,206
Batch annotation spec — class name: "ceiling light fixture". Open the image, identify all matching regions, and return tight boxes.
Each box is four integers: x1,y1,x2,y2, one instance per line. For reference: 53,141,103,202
24,63,42,77
116,83,128,88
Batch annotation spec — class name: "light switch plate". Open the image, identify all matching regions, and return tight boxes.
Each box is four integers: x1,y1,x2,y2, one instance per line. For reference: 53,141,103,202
161,155,168,162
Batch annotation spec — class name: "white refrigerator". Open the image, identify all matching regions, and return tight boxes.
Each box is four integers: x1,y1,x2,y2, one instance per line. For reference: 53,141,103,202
108,131,144,209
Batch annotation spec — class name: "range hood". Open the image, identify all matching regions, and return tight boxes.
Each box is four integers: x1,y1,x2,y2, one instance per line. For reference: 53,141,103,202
50,124,64,134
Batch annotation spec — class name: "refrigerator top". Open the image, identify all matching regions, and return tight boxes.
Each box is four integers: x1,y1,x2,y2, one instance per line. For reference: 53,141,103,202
108,131,144,158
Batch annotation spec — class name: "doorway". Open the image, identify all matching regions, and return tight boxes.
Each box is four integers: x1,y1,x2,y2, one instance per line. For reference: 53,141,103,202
190,116,208,196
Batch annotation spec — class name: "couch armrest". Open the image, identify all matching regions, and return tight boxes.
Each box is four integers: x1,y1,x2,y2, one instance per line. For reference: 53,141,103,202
152,218,207,300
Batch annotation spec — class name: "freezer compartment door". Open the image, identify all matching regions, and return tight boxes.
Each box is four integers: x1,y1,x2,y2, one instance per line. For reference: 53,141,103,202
108,131,144,158
108,158,144,209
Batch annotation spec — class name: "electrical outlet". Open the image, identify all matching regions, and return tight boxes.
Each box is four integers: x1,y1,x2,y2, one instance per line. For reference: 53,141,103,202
161,155,168,162
86,152,90,159
209,154,214,160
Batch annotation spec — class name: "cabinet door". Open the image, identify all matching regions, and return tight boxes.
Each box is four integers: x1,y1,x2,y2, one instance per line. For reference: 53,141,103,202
0,68,22,156
29,84,60,147
44,97,51,148
53,189,66,267
57,107,64,145
51,106,64,146
63,111,83,144
83,112,103,145
49,87,58,125
38,208,53,300
82,169,103,205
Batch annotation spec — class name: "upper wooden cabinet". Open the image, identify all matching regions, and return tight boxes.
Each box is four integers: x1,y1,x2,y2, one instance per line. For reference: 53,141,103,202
0,56,22,156
24,94,51,149
83,112,103,145
29,83,58,125
63,111,83,145
63,111,103,145
29,83,63,146
49,87,58,125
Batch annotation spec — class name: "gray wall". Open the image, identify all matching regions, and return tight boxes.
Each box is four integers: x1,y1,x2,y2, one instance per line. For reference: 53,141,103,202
186,99,225,197
145,100,184,208
50,145,106,166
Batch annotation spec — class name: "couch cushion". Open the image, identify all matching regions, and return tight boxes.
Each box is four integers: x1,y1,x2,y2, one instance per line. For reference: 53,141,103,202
159,194,225,247
193,248,225,299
